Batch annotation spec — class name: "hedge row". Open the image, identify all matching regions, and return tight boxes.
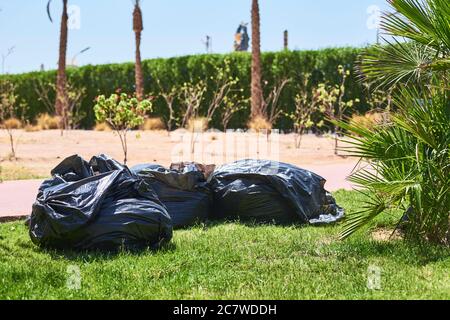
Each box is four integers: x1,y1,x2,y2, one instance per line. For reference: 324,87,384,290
1,47,371,130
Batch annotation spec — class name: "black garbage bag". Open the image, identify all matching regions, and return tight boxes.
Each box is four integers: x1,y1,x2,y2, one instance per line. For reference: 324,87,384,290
29,154,173,251
131,163,212,229
208,159,344,225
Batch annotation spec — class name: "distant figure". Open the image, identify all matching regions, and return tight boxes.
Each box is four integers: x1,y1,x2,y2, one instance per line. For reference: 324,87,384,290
234,22,249,51
202,35,212,53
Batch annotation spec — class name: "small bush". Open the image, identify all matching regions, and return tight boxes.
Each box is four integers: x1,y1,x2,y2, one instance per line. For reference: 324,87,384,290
36,114,61,130
141,117,166,131
2,118,22,130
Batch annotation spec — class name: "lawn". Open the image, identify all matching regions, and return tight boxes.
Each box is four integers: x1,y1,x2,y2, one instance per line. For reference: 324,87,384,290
0,190,448,300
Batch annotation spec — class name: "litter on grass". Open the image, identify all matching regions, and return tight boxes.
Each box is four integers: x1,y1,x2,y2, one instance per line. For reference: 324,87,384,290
29,155,344,251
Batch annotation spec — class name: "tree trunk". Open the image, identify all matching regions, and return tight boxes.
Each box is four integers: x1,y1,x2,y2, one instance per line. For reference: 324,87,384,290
55,0,69,128
133,2,145,101
251,0,263,119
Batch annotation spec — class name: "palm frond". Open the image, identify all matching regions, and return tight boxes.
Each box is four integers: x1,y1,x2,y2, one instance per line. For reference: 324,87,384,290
339,192,387,239
360,40,438,88
47,0,53,23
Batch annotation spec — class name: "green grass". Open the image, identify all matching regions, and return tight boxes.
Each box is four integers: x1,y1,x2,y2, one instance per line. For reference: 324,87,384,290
0,190,448,300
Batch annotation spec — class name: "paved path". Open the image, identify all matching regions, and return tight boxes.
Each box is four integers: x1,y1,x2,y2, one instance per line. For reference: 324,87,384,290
0,162,356,220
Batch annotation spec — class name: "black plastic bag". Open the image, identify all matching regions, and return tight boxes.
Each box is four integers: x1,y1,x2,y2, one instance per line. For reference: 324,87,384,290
208,159,344,225
29,154,173,251
132,163,212,229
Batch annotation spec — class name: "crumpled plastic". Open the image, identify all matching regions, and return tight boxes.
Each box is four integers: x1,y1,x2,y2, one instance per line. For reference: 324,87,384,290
29,154,173,251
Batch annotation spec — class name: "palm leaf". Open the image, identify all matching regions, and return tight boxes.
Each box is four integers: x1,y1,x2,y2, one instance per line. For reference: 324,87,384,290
47,0,53,23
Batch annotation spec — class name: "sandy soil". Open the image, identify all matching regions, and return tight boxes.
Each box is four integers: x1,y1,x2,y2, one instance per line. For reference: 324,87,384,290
0,129,357,177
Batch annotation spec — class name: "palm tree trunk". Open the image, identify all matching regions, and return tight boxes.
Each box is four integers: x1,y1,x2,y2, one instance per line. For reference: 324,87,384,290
133,2,145,101
251,0,263,119
55,0,69,128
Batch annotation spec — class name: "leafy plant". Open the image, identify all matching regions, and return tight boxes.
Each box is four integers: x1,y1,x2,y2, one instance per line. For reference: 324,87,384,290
179,80,207,129
339,86,449,244
94,93,152,164
205,59,240,125
340,0,450,244
360,0,450,88
221,93,249,131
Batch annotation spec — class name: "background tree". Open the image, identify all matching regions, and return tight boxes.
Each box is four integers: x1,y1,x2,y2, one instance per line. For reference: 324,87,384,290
320,65,359,155
34,80,86,132
285,74,324,149
133,0,145,101
250,0,263,119
205,59,240,124
0,80,27,160
47,0,69,128
156,79,178,133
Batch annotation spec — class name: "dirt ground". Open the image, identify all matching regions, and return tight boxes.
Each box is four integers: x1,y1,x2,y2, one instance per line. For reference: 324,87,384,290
0,129,358,177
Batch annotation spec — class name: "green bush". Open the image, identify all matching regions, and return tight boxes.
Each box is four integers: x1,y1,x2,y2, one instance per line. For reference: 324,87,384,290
0,47,369,130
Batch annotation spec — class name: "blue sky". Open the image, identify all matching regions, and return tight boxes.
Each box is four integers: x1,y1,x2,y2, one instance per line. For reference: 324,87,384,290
0,0,389,74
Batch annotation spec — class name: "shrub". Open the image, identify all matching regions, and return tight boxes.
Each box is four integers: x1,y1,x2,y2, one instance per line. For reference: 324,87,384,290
340,0,450,245
0,48,367,130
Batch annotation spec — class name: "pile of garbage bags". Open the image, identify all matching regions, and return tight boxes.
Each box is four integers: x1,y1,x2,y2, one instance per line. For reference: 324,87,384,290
29,155,172,251
29,155,344,251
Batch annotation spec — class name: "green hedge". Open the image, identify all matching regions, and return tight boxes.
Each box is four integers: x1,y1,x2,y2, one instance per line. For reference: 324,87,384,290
1,47,370,130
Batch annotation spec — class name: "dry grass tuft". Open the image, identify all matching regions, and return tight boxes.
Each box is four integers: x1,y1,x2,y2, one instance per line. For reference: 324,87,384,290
350,111,389,132
24,124,42,132
247,116,272,132
36,114,61,130
141,117,166,131
93,122,112,132
2,118,22,130
187,117,208,133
